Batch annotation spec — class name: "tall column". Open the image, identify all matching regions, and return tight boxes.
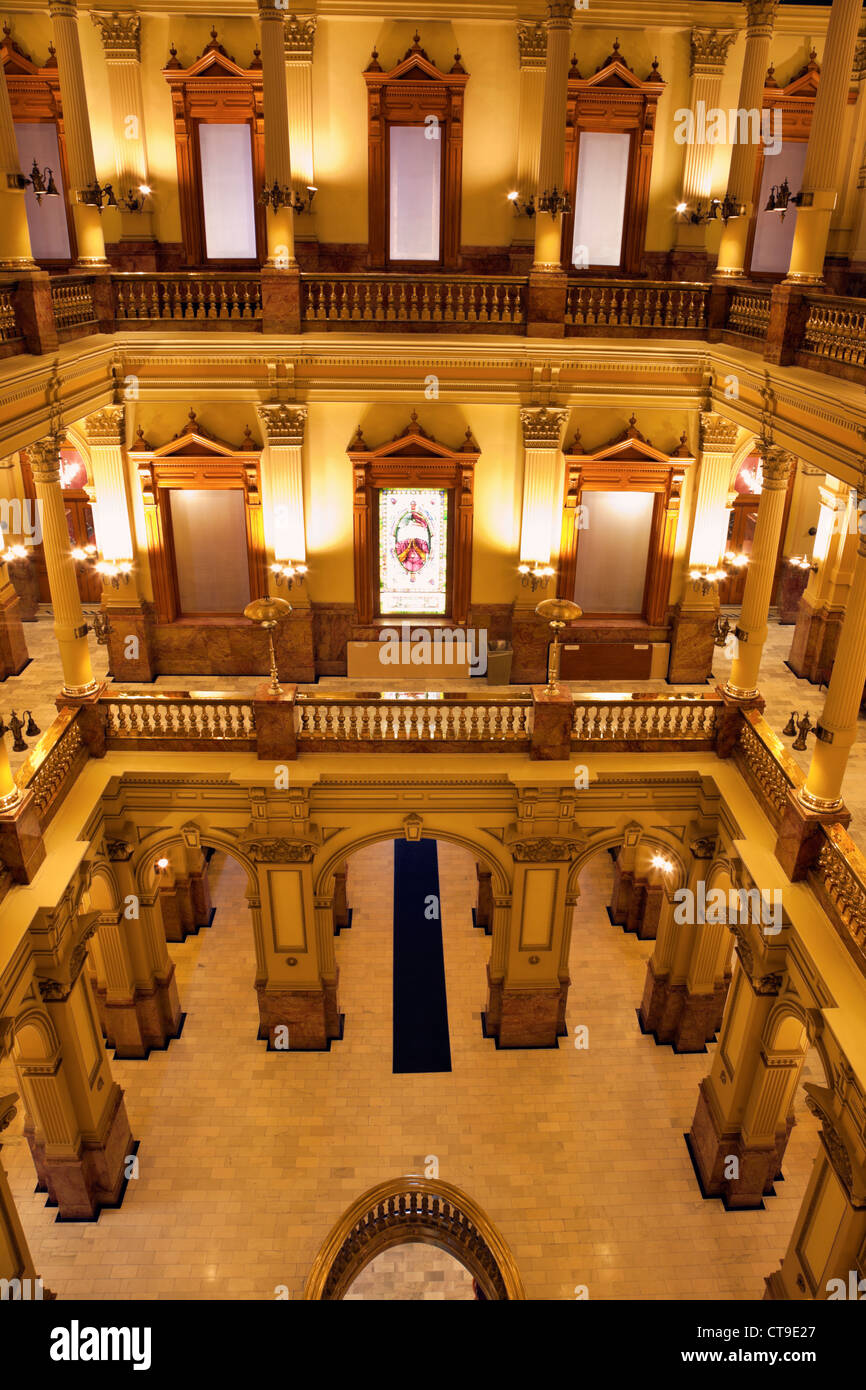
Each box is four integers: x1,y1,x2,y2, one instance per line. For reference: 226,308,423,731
90,12,154,247
518,407,568,567
0,448,29,675
673,28,738,280
715,0,780,279
527,1,572,335
48,0,107,267
257,402,314,682
285,13,317,250
27,434,98,697
512,21,547,257
724,445,794,700
670,413,740,682
848,33,866,279
259,1,295,266
787,476,853,681
799,508,866,811
0,47,58,353
786,0,864,284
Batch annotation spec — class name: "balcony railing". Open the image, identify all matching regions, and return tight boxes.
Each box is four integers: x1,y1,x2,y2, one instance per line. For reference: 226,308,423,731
301,273,527,330
565,280,709,333
113,272,263,326
50,276,97,335
800,293,866,369
725,285,772,339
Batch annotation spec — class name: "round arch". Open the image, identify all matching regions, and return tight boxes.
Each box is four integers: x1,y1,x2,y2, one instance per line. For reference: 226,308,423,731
567,830,689,894
729,431,761,488
763,998,832,1089
133,828,259,900
313,825,512,899
303,1176,525,1301
84,862,122,914
13,1005,60,1063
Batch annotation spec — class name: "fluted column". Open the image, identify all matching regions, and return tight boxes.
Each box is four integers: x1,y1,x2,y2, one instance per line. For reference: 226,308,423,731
83,407,136,572
724,445,794,700
258,0,295,266
28,434,98,696
690,413,741,568
532,2,573,270
788,479,857,681
715,0,780,279
0,43,35,267
257,404,307,572
49,0,107,266
90,11,153,243
848,34,866,271
800,508,866,810
285,15,316,192
786,0,864,283
513,21,547,246
518,407,568,569
674,29,738,272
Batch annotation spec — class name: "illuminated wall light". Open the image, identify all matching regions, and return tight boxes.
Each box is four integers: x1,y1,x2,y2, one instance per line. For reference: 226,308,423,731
651,854,673,873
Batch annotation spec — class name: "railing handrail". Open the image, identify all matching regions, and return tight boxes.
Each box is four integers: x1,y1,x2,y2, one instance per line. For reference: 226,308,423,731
301,270,528,284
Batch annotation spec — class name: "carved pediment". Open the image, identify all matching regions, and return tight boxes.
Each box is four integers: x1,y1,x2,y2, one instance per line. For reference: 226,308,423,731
565,418,693,467
366,33,469,85
138,411,260,461
164,29,259,81
347,415,480,465
0,22,42,76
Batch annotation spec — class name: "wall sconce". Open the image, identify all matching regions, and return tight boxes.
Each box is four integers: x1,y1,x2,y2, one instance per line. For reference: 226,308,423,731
13,159,60,203
517,562,555,593
689,565,727,595
71,546,133,589
270,561,308,591
713,614,732,647
1,543,31,565
788,555,818,573
119,183,151,213
0,709,40,752
507,190,536,218
765,178,807,221
79,180,118,211
260,183,317,214
537,187,572,217
651,853,673,874
155,856,170,874
678,195,744,226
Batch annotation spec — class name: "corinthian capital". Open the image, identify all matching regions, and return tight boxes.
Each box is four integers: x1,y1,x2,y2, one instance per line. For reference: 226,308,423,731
91,11,141,62
520,407,569,449
257,403,308,447
516,20,546,68
699,412,739,454
27,436,63,485
761,444,795,486
85,406,125,446
744,0,780,37
690,28,737,77
284,14,317,62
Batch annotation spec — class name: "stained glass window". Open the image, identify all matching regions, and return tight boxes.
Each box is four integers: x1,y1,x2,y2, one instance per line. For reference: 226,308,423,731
378,487,449,615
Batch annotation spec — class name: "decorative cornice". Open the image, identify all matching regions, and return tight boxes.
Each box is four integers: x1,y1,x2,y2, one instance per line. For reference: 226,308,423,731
690,28,737,78
700,411,739,454
256,403,308,447
90,11,142,62
516,19,546,69
284,14,317,62
84,405,125,446
546,0,574,22
520,406,568,449
242,837,315,862
510,838,583,862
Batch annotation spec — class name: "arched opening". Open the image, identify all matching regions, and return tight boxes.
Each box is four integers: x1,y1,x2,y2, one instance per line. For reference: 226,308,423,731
303,1177,525,1300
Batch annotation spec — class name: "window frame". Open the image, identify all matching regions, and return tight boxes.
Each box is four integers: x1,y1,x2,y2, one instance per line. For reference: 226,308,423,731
374,483,455,619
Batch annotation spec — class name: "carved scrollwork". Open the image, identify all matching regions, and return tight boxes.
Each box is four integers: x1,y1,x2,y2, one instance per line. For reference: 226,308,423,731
510,838,584,862
242,838,316,863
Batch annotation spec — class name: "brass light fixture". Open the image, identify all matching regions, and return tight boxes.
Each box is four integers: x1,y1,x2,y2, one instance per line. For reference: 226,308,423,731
14,158,60,203
119,183,152,212
80,180,118,211
517,562,555,593
677,194,744,226
765,178,806,221
537,186,572,217
788,554,818,573
0,709,40,752
244,595,292,695
507,190,536,218
260,182,317,214
71,546,133,589
270,560,308,591
535,597,582,694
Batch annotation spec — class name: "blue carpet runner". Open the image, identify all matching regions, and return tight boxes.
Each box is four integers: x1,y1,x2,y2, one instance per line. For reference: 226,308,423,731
392,839,452,1074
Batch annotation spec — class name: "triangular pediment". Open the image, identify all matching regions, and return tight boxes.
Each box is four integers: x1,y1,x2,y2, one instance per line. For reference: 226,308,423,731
391,54,441,81
165,46,255,82
583,61,650,91
1,29,42,77
349,417,478,461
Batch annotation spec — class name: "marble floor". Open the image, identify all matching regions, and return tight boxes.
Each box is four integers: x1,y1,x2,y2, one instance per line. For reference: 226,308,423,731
4,607,865,845
0,844,822,1301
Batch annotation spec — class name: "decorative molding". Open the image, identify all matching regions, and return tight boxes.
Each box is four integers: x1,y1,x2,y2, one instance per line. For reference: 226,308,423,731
689,836,717,860
804,1088,861,1204
700,411,740,454
516,20,546,69
690,28,737,78
242,837,316,862
510,838,583,862
0,1093,17,1134
257,403,308,447
762,445,796,487
285,14,317,63
105,838,134,861
90,11,142,62
26,437,63,486
745,0,780,37
520,407,568,449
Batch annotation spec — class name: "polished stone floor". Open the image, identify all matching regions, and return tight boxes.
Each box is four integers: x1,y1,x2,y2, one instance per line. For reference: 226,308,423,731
0,845,822,1301
5,608,864,845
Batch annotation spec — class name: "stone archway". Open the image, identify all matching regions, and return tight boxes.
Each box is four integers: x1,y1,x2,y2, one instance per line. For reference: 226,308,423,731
303,1176,525,1300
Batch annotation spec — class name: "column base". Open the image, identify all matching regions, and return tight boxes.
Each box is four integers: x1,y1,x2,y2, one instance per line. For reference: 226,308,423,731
775,786,850,881
686,1079,793,1209
24,1084,135,1221
256,976,342,1051
92,968,183,1059
668,602,717,683
483,975,567,1048
526,267,567,338
638,959,729,1051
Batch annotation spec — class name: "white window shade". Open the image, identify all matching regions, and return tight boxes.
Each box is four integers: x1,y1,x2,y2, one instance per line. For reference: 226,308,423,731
389,125,441,262
573,491,654,613
169,490,251,614
198,123,257,260
14,122,71,261
750,142,808,274
572,131,630,268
